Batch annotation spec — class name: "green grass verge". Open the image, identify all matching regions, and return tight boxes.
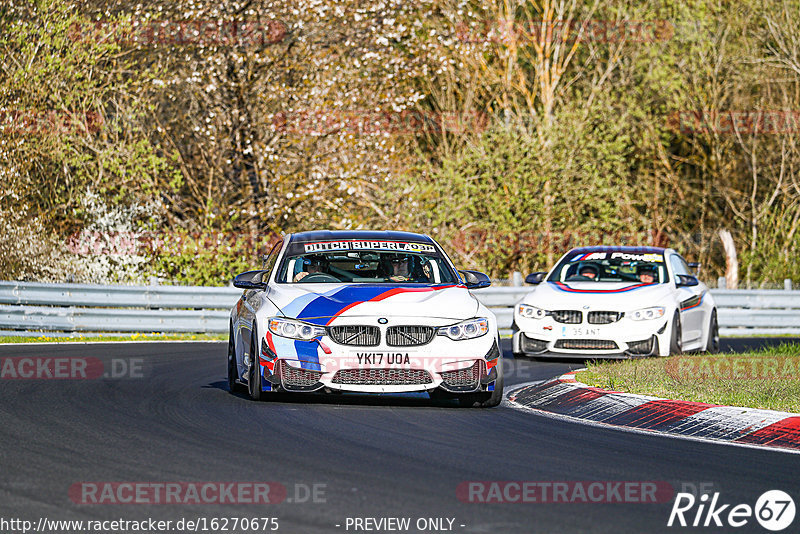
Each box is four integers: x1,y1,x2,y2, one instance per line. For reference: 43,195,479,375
0,333,226,343
576,344,800,413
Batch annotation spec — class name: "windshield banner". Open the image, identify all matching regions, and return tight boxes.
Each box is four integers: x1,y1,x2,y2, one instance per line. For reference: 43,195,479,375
572,251,664,263
302,241,437,254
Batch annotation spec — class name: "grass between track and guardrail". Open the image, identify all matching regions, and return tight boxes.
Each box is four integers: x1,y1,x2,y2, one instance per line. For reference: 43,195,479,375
577,344,800,413
0,333,226,343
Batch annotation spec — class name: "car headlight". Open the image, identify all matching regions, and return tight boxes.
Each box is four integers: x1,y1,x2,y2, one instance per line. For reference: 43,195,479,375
268,317,326,340
517,304,547,319
437,318,490,341
629,307,665,321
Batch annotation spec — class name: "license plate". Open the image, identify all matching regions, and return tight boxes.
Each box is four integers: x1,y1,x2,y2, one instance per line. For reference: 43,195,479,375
354,352,411,365
563,327,600,337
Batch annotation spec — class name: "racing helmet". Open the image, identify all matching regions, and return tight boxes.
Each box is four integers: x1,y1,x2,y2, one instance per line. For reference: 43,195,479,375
578,263,599,278
303,254,328,271
636,263,658,280
381,253,413,277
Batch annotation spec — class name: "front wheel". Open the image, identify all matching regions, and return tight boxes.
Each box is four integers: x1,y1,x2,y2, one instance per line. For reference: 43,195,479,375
669,311,683,355
705,310,720,353
248,330,266,401
228,324,245,393
511,321,524,358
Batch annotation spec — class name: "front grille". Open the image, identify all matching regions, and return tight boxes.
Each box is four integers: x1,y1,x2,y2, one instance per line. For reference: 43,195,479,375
332,368,432,385
521,335,548,353
588,311,622,324
554,339,619,350
328,325,380,346
279,362,323,387
627,337,654,355
386,326,435,347
440,361,482,387
550,310,582,324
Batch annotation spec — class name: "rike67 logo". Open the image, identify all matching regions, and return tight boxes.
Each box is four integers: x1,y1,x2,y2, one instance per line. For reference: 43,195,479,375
668,490,795,531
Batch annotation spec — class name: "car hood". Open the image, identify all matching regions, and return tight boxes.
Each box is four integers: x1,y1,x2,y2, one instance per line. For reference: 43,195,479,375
521,281,673,311
267,283,478,324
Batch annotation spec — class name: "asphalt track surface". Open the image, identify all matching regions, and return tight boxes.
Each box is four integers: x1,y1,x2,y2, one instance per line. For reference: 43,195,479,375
1,338,799,534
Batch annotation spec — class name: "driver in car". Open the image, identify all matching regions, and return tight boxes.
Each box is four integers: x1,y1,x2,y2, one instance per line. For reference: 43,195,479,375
293,255,328,282
578,264,599,280
388,255,412,282
637,264,658,284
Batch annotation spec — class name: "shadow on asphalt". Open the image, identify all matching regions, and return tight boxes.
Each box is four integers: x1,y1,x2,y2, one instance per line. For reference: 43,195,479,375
206,337,798,408
205,379,488,408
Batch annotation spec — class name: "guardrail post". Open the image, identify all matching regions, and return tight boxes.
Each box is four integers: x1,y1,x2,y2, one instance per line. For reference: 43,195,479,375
717,276,727,289
785,279,793,291
511,271,523,287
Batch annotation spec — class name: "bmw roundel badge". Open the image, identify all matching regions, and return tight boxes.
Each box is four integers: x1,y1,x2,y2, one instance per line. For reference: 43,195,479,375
378,318,388,324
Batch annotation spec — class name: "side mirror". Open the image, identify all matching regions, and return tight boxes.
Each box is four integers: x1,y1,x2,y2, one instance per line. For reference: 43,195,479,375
525,272,547,285
459,270,492,290
676,274,699,288
233,270,267,289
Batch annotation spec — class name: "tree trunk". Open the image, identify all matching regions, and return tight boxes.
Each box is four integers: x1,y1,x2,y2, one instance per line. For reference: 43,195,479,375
718,229,738,289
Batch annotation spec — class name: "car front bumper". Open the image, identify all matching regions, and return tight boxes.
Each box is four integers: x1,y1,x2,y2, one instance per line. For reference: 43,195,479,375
512,317,668,358
255,324,501,394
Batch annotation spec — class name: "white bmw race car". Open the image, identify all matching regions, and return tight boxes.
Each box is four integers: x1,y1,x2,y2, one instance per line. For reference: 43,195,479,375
511,246,719,358
228,230,503,407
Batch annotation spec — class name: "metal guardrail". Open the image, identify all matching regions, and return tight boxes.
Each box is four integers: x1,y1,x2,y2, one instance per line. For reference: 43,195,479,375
0,281,799,336
0,305,230,333
0,281,240,309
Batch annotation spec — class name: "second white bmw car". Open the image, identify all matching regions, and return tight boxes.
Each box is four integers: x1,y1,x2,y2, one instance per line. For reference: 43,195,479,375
512,246,719,358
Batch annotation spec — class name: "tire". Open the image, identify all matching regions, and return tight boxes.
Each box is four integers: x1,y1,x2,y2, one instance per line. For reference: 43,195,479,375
705,309,720,353
669,311,683,355
511,321,525,358
227,323,245,393
248,329,266,401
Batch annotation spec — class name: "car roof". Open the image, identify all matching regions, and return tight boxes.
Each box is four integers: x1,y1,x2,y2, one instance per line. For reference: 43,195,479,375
288,230,434,244
567,245,669,255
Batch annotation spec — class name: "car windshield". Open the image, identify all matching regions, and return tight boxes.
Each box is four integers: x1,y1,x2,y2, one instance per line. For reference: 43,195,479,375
276,241,458,284
547,250,668,284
